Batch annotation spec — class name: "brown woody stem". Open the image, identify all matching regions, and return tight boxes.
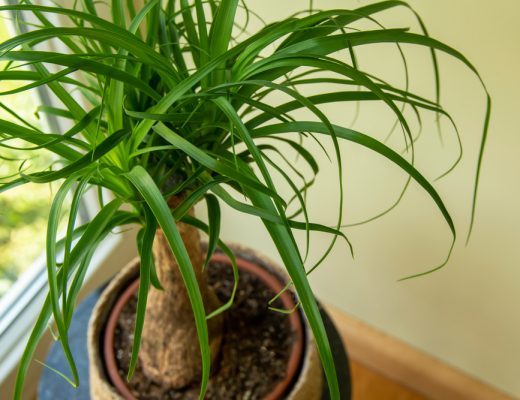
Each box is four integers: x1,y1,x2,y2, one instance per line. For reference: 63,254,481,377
139,202,223,388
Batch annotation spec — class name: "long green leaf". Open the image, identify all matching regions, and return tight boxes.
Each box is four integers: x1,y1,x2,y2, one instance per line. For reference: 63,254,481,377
0,118,81,160
181,215,239,320
124,166,210,400
127,206,157,381
244,186,340,399
0,27,179,85
45,175,83,388
209,0,238,58
203,194,221,271
107,0,161,132
62,168,96,320
20,128,129,184
253,121,455,237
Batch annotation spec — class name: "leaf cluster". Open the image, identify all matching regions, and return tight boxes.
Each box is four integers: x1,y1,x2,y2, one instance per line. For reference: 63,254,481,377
0,1,489,399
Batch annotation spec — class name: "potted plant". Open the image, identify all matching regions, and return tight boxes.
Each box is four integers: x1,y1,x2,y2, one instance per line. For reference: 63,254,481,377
0,0,489,399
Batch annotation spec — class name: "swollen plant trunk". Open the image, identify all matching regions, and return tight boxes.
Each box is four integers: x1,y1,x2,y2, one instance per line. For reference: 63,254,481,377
139,205,223,388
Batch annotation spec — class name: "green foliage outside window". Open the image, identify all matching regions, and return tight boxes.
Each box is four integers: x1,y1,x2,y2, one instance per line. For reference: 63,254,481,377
0,18,67,298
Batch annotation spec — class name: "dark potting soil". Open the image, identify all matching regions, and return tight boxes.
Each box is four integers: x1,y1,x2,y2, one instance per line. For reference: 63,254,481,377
113,260,297,399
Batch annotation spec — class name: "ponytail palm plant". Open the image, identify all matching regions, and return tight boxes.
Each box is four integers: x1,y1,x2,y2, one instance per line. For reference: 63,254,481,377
0,1,489,399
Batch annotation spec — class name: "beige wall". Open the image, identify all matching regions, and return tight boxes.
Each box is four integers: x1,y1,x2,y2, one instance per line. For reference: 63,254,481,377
209,0,520,397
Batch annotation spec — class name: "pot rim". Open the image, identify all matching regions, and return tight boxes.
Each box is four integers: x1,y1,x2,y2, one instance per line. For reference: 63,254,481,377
103,251,305,400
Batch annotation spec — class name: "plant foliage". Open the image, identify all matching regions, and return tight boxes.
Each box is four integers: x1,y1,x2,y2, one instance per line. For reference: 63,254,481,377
0,1,489,399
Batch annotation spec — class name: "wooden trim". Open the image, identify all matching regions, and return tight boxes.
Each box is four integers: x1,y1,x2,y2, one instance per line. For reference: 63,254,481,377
326,305,513,400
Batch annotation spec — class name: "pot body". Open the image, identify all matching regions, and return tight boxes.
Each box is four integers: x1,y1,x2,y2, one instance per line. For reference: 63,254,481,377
88,244,323,400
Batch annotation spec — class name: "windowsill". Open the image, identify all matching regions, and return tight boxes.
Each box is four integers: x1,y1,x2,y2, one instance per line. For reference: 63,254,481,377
0,228,138,399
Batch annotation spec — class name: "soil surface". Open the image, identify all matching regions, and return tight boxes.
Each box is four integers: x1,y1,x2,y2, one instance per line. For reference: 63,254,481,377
112,259,298,399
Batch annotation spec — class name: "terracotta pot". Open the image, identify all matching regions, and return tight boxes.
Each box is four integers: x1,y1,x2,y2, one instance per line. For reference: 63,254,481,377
88,244,323,400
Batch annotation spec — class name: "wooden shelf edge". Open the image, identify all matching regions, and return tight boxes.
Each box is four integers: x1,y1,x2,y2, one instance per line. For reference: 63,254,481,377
326,305,514,400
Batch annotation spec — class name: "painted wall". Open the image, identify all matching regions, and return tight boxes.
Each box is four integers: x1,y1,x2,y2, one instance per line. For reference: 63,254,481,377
208,0,519,397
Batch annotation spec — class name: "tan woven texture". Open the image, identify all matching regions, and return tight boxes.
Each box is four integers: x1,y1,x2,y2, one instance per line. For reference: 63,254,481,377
87,245,322,400
88,258,139,400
